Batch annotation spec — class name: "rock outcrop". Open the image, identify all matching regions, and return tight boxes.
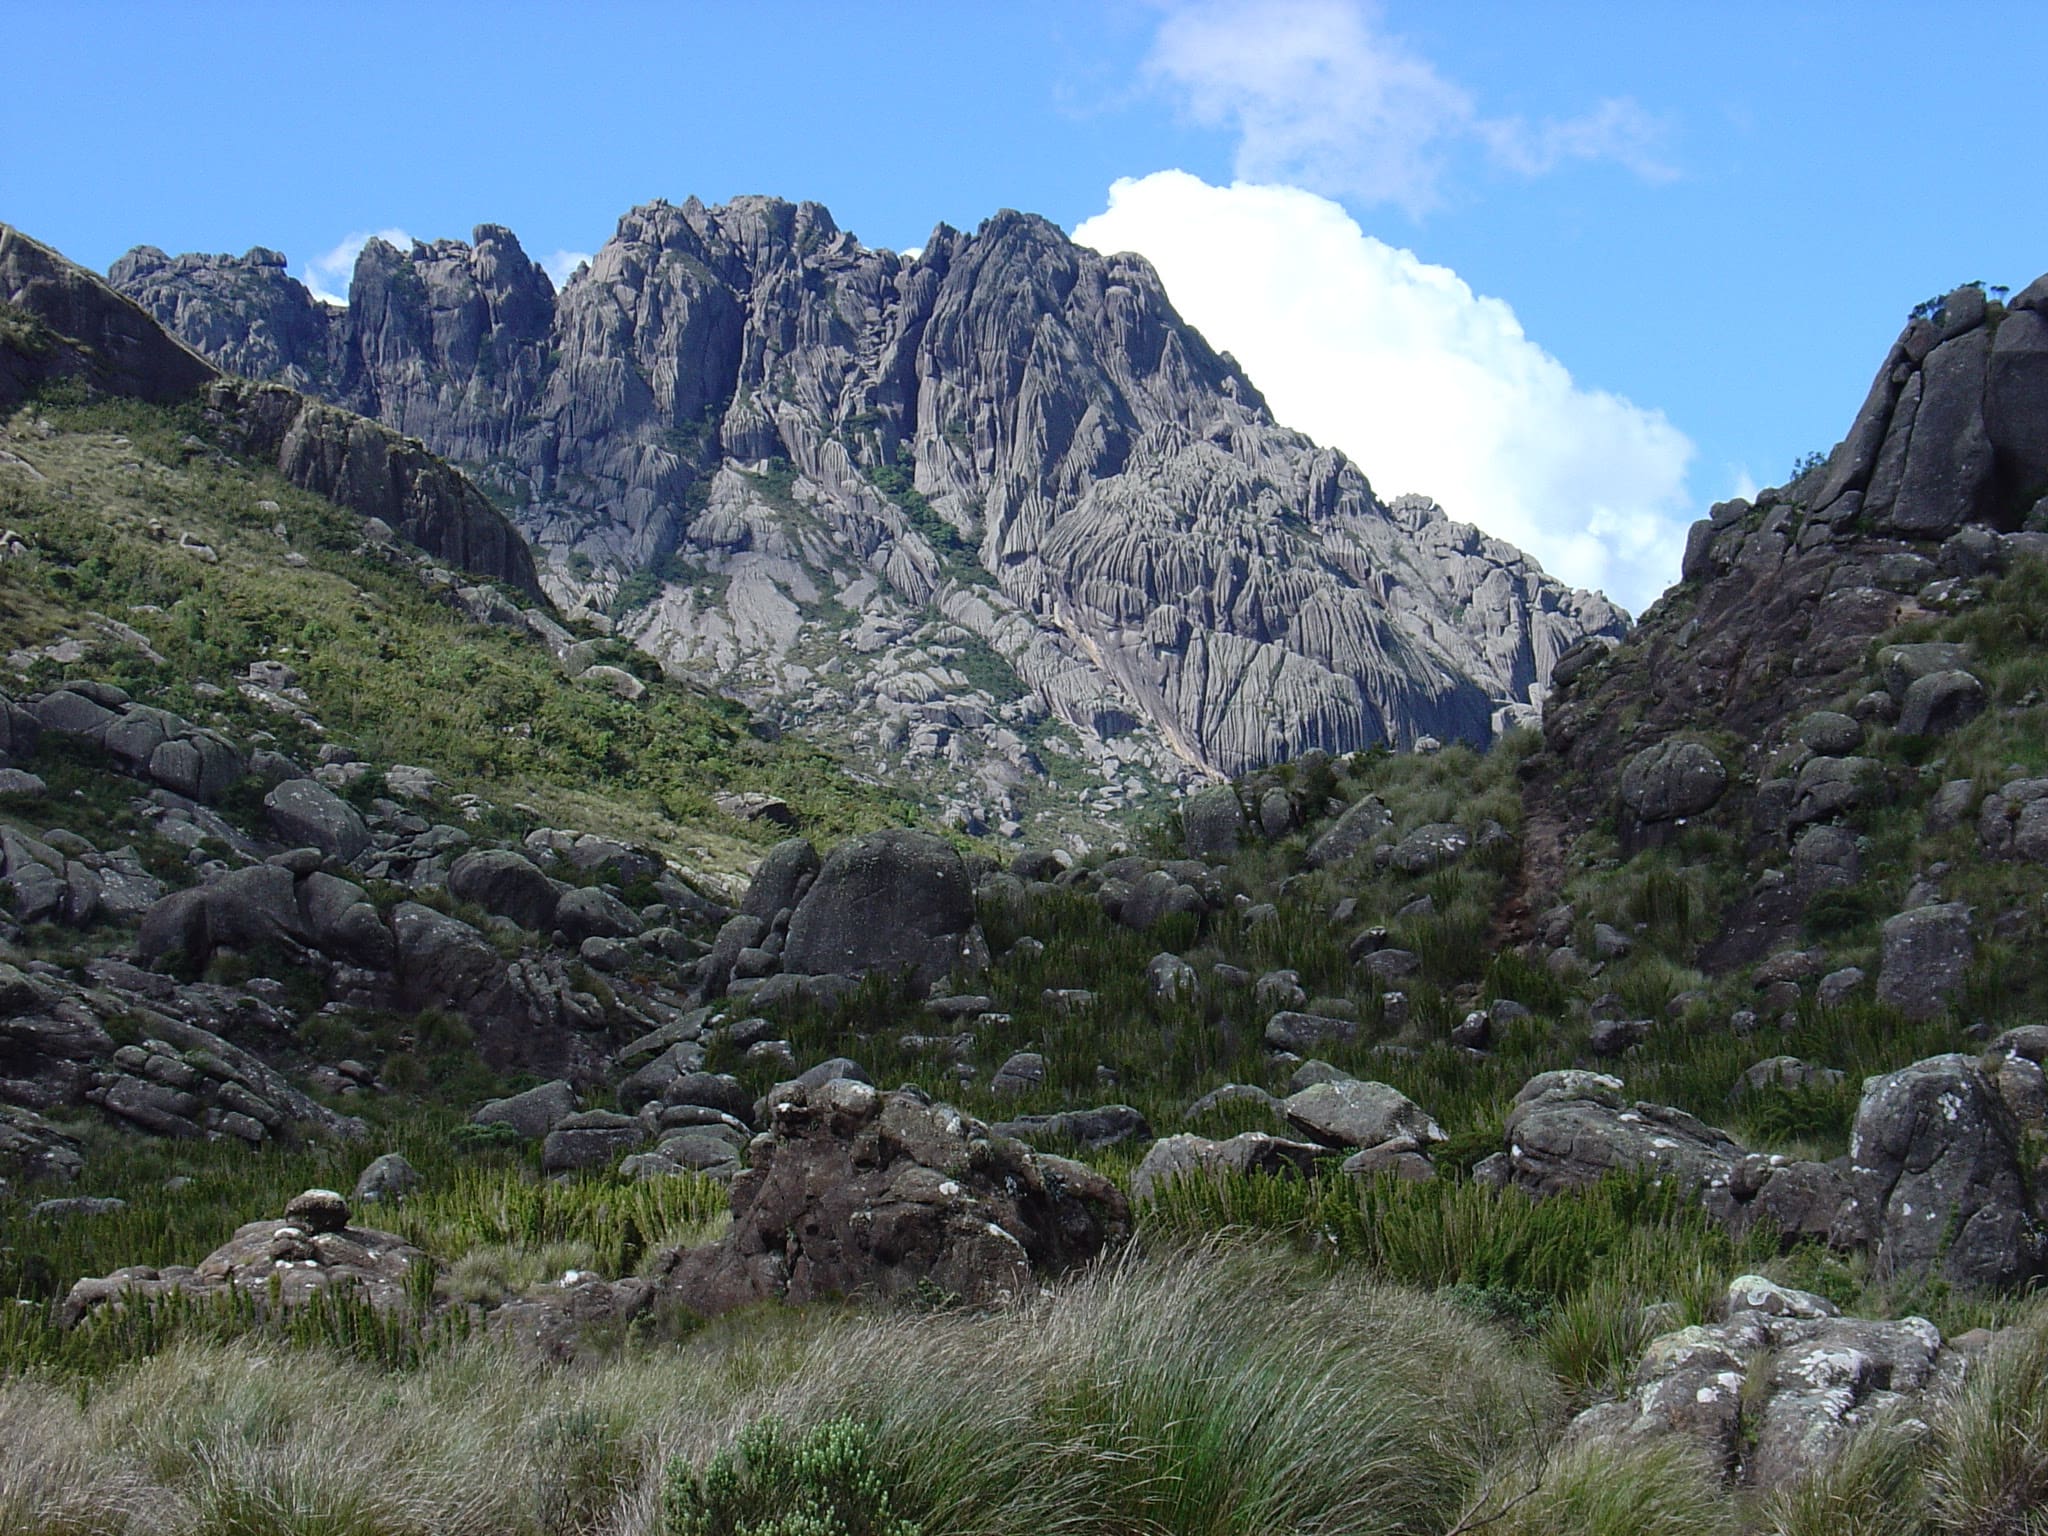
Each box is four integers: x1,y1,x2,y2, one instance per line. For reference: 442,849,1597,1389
1565,1275,1965,1491
658,1078,1129,1314
114,199,1623,831
61,1189,424,1327
1525,275,2048,912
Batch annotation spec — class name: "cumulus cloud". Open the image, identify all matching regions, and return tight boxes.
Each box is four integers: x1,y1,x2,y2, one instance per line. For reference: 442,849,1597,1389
298,227,411,305
1073,172,1694,611
542,249,593,287
1146,0,1672,215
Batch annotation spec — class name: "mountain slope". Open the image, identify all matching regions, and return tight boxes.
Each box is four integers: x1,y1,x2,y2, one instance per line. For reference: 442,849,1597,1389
115,199,1624,835
1,225,544,605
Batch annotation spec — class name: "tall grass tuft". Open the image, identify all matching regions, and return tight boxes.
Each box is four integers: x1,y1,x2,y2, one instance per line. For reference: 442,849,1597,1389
1467,1439,1738,1536
1924,1306,2048,1533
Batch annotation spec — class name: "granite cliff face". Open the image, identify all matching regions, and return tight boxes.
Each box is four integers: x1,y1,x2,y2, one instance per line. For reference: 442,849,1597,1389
116,199,1623,835
3,225,543,602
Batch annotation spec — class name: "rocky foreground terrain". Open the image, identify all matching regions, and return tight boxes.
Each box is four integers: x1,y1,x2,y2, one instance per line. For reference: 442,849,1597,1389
114,199,1622,838
6,220,2048,1533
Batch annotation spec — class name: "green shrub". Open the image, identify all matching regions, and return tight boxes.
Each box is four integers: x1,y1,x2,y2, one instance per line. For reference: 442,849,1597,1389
663,1415,920,1536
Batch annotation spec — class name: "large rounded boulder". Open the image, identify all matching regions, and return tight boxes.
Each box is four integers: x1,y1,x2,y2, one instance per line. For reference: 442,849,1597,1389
780,829,982,984
1619,739,1728,823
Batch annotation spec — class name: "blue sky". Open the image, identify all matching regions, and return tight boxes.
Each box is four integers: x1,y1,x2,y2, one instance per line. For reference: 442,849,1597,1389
4,1,2043,612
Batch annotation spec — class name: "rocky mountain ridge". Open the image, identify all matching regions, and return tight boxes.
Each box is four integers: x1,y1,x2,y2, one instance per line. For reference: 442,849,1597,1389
2,225,542,603
114,198,1625,838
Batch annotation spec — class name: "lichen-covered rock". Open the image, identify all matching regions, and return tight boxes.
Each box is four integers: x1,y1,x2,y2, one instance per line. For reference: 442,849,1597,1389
1834,1053,2048,1290
1619,739,1728,823
1563,1276,1959,1489
658,1080,1128,1315
61,1200,426,1328
1496,1070,1744,1199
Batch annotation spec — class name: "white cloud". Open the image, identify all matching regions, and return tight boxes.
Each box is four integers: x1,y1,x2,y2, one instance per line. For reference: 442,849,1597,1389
1073,171,1695,612
1145,0,1671,215
542,249,592,287
298,227,412,305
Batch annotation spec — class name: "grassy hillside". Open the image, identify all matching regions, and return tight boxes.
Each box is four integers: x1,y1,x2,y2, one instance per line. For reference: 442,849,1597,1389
0,389,917,882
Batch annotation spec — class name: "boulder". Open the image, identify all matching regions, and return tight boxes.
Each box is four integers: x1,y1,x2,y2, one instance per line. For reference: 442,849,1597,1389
1283,1079,1444,1157
1303,795,1392,870
352,1152,422,1204
1834,1054,2048,1290
472,1079,577,1140
1145,951,1199,999
1789,756,1881,827
1497,1070,1743,1199
1180,784,1245,861
658,1081,1129,1315
135,863,307,968
264,779,369,863
781,829,981,984
448,848,561,931
991,1105,1152,1151
390,901,512,1017
1895,668,1987,737
1383,822,1468,874
1796,711,1864,756
989,1051,1047,1095
1128,1131,1326,1202
62,1201,425,1328
1263,1010,1358,1053
283,1188,351,1234
553,886,643,943
1876,903,1973,1019
146,733,243,802
1619,739,1728,822
739,837,820,921
1562,1277,1956,1490
1878,641,1970,699
541,1110,644,1173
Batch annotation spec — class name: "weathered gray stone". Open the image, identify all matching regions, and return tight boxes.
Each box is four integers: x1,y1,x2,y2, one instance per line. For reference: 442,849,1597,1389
264,779,369,862
1129,1130,1327,1202
782,829,980,984
1263,1010,1358,1053
352,1152,422,1204
1876,903,1972,1019
541,1110,643,1173
739,837,819,921
1304,795,1393,870
1895,668,1986,737
448,848,560,931
1620,739,1729,822
1836,1053,2048,1290
472,1079,576,1140
1181,785,1245,861
1282,1080,1444,1154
